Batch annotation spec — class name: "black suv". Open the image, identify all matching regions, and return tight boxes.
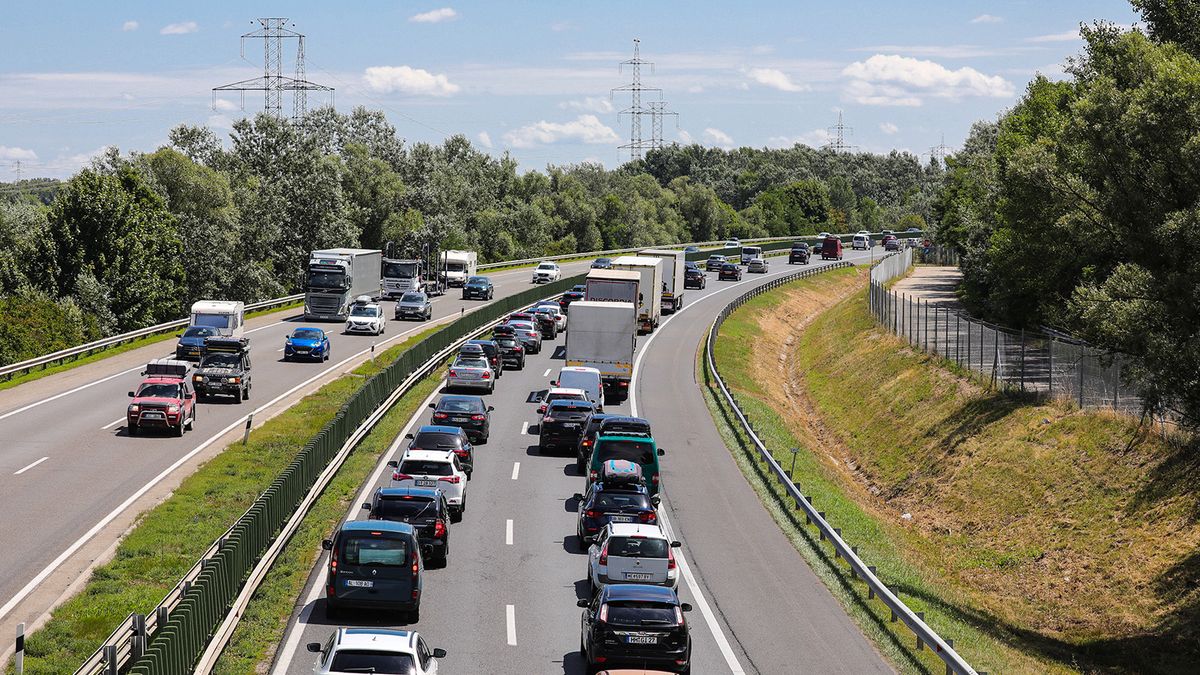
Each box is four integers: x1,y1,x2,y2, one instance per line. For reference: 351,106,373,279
789,242,811,264
429,395,492,443
599,416,652,438
461,275,494,300
705,255,726,272
578,584,692,674
492,331,526,370
361,487,451,567
559,285,586,313
683,266,706,289
465,339,504,378
194,337,251,402
539,399,594,454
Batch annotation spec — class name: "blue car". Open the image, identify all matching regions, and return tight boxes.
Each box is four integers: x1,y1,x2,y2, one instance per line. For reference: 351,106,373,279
175,325,219,361
284,327,330,362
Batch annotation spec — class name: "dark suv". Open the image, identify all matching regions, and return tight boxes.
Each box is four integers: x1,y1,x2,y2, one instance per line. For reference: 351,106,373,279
461,275,493,300
361,487,451,567
575,481,657,544
322,520,424,622
429,395,492,443
683,266,706,289
539,399,594,454
465,339,504,378
578,584,692,673
599,416,652,438
789,242,811,264
406,425,475,476
576,413,613,474
492,330,526,370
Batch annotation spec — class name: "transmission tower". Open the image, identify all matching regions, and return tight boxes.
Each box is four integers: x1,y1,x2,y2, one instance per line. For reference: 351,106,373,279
612,39,663,161
11,160,21,181
928,133,952,166
823,111,857,153
646,101,679,152
212,18,333,123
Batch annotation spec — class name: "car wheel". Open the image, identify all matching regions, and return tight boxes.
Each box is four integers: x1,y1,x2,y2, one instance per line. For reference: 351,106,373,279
175,421,185,437
243,384,250,401
481,433,489,444
186,411,195,431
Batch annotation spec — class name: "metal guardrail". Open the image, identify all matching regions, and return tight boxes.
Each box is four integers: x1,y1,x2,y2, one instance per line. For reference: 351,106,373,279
705,261,979,675
0,294,305,383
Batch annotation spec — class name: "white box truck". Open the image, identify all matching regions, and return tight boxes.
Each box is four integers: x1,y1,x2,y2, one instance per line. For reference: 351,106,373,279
188,300,245,338
565,300,637,403
639,249,685,313
585,269,640,305
304,248,383,321
440,250,477,287
611,255,663,333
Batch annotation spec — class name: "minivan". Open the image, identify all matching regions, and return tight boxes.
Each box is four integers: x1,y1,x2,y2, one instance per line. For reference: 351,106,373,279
553,366,604,411
588,434,664,496
322,520,424,622
852,234,870,250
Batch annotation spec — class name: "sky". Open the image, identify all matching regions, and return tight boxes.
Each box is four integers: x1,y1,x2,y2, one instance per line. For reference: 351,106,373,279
0,1,1142,180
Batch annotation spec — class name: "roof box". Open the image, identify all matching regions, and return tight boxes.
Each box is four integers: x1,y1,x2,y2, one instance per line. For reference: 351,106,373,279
144,358,190,378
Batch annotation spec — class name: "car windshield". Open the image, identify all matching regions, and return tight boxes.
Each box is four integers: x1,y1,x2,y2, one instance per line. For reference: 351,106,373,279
604,601,678,626
412,431,465,449
538,263,555,270
340,535,409,566
454,358,489,369
292,329,323,340
329,650,416,673
594,492,650,511
596,440,654,465
594,258,610,264
609,536,669,558
438,399,483,413
200,353,240,369
350,305,377,317
192,313,232,329
467,276,488,285
307,270,346,289
136,383,181,398
383,261,417,279
375,497,437,519
183,326,217,338
400,293,426,303
400,459,453,476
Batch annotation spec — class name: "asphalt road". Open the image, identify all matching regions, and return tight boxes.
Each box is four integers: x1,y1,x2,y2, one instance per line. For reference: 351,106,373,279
272,249,893,675
0,260,597,637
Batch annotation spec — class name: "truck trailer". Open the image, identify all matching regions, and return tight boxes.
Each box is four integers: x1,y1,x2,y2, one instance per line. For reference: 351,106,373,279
610,255,664,333
439,250,478,287
564,300,637,403
584,269,640,305
304,248,382,321
638,249,685,313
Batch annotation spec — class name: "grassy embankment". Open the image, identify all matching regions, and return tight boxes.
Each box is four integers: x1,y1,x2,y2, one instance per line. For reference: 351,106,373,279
702,267,1200,674
8,323,439,675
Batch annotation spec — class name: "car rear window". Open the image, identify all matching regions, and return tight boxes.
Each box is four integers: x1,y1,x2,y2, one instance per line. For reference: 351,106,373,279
600,420,651,436
453,358,489,369
604,601,678,626
547,392,585,405
595,440,654,465
330,651,416,672
400,459,453,476
608,536,669,558
340,535,409,566
438,399,482,413
412,432,464,450
375,496,437,519
594,492,650,510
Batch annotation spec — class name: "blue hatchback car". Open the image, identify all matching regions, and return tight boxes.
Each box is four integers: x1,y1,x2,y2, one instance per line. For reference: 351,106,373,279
284,327,330,362
175,325,219,361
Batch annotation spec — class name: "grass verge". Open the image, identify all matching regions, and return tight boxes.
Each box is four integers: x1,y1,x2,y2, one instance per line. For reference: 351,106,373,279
7,322,438,675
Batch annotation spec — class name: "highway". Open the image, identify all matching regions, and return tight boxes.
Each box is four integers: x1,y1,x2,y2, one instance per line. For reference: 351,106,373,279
271,249,892,674
0,261,597,645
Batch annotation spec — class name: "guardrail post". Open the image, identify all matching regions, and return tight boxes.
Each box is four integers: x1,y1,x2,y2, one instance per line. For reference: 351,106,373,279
1019,329,1026,391
945,640,955,675
867,567,877,598
104,644,117,675
788,446,799,480
156,605,169,630
14,622,23,675
132,613,147,661
916,611,926,650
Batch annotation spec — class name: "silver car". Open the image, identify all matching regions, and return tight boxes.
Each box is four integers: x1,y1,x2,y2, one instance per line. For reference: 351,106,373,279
447,356,494,393
587,523,680,594
747,257,769,273
505,320,543,354
394,291,432,321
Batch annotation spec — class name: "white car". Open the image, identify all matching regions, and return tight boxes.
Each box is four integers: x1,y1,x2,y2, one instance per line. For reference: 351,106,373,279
345,301,386,335
587,523,680,594
308,627,444,674
723,240,740,248
553,366,603,411
536,386,589,415
531,304,567,332
852,234,871,250
390,449,469,520
532,261,562,283
447,355,495,393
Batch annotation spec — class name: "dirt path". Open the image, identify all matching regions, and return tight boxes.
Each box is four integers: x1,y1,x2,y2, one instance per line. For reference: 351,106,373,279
890,265,961,308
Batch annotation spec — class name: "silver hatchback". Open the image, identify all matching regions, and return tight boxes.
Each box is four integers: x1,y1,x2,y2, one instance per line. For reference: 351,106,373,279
395,292,432,321
447,356,494,393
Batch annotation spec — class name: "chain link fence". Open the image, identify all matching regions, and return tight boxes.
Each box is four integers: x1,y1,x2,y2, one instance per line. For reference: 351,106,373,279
868,250,1142,414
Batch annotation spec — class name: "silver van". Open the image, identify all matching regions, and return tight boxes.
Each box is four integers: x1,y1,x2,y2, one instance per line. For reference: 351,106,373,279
554,366,604,412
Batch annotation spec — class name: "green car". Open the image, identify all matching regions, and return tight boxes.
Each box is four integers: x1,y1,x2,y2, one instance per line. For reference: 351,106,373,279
587,434,664,496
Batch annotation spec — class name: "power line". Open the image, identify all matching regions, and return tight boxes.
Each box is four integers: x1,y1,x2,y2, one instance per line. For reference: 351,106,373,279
646,101,679,152
212,18,333,123
928,133,952,166
823,111,857,153
611,38,663,162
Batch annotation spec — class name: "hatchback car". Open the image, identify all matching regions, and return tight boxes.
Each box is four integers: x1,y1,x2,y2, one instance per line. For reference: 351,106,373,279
747,257,769,273
575,481,657,544
390,450,468,520
308,628,444,675
587,523,680,594
705,255,727,272
447,355,494,393
591,257,613,269
395,292,432,321
718,263,742,281
362,488,452,566
532,261,562,283
852,234,871,250
505,320,543,354
461,275,494,300
493,332,526,369
406,425,475,475
539,399,595,454
321,521,424,621
683,266,706,290
429,395,492,443
283,327,330,362
578,584,692,674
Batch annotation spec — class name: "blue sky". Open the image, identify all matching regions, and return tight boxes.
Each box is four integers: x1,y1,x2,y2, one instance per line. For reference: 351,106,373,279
0,1,1141,179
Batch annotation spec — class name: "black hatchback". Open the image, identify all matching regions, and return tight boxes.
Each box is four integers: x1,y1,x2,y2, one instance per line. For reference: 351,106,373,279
683,266,706,290
578,584,692,674
718,262,742,281
789,242,811,264
429,395,492,443
361,487,451,567
539,399,594,454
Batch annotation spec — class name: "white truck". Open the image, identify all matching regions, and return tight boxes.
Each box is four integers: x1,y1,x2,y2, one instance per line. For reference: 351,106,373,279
638,249,685,314
611,255,664,334
565,300,637,403
585,269,640,305
439,250,477,287
188,300,245,338
304,248,383,321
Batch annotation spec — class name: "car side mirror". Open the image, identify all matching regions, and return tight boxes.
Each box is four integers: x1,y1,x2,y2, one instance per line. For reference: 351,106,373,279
387,460,399,468
488,406,494,411
184,392,194,400
128,391,135,397
361,502,372,510
657,448,665,456
651,495,661,507
428,403,436,410
405,433,415,440
432,648,447,659
306,642,322,653
671,541,682,548
576,599,590,608
549,380,557,386
680,603,693,612
321,539,332,551
573,493,583,500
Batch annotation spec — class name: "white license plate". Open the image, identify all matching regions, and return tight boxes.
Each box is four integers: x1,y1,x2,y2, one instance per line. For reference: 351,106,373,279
415,479,437,487
452,417,469,422
609,515,634,523
624,571,653,580
344,579,373,588
626,635,658,644
143,412,165,419
562,422,578,428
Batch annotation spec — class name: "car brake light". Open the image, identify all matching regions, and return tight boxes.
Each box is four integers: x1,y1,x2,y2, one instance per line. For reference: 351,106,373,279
652,474,659,484
668,547,677,571
675,606,684,624
582,439,592,448
433,412,448,419
599,603,608,622
438,475,461,484
481,371,490,379
412,551,419,578
470,414,486,421
448,370,457,377
638,511,657,523
598,542,608,566
584,509,601,519
330,546,338,573
589,470,598,481
434,519,446,537
393,472,413,481
453,448,469,457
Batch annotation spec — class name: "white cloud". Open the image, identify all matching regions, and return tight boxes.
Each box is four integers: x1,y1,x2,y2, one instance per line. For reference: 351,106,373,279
1026,29,1080,43
122,20,139,32
212,98,240,112
558,96,614,113
880,122,899,135
502,115,619,148
746,67,808,92
550,21,574,32
476,131,493,148
206,114,234,131
160,21,198,35
970,14,1003,24
409,8,458,23
842,54,1014,106
703,127,734,149
363,65,460,96
677,129,694,144
0,146,37,161
768,129,832,149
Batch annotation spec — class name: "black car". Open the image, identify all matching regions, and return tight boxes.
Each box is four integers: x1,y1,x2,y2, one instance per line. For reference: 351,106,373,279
539,399,594,454
406,425,475,476
718,262,742,281
705,255,727,272
576,413,614,474
789,242,811,264
461,275,494,300
578,584,692,674
559,289,585,313
361,487,451,567
575,481,657,544
493,332,526,369
429,395,492,443
599,416,652,438
591,257,613,269
194,337,251,402
683,266,706,290
465,339,504,378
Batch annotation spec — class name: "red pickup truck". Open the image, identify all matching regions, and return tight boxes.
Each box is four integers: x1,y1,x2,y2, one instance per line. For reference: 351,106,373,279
127,359,197,437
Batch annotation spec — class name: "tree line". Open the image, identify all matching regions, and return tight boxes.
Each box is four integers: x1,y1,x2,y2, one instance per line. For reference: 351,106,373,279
0,109,940,366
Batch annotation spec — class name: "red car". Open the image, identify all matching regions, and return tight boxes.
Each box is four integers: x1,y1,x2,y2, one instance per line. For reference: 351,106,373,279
127,359,197,437
820,236,843,260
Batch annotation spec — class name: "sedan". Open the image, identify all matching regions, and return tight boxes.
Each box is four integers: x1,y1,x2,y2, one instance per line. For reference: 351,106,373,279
283,327,330,362
575,482,657,544
506,320,543,354
578,585,692,674
683,266,706,289
447,356,495,393
591,257,613,269
429,395,492,443
747,257,769,273
394,291,432,321
532,261,562,283
718,263,742,281
705,255,727,272
461,275,494,300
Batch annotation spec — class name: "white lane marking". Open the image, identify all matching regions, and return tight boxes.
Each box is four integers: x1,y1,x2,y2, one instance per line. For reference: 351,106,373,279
542,368,551,377
276,347,285,352
506,604,517,646
520,421,529,435
505,519,513,545
101,416,125,430
511,462,520,480
13,456,48,475
0,320,435,625
270,380,445,675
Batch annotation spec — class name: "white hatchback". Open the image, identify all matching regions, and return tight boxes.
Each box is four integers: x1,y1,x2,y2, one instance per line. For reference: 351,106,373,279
345,302,386,335
309,627,444,674
587,523,680,594
537,386,590,415
389,450,469,520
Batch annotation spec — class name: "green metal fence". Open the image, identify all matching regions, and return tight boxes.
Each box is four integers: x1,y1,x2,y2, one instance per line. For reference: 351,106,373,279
120,275,584,675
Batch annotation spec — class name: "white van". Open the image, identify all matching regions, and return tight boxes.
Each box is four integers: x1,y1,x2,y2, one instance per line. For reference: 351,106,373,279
553,366,604,412
189,300,245,338
740,245,763,264
852,234,871,250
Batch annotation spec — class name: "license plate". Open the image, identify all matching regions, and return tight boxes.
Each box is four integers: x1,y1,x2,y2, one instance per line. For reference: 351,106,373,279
344,579,373,588
452,417,469,422
143,412,165,419
626,635,658,644
624,571,653,580
416,479,437,487
563,422,578,428
610,515,634,523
